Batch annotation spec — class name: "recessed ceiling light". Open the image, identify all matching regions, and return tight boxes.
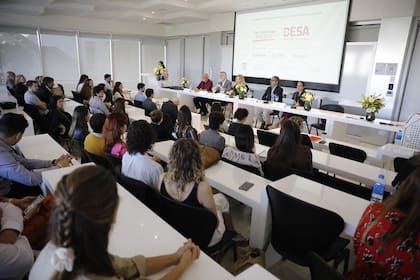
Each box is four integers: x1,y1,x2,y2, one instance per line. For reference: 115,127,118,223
142,17,147,20
151,11,155,14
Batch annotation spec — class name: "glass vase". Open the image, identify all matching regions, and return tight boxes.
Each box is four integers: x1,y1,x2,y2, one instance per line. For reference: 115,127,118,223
304,101,312,111
365,111,376,121
238,92,245,100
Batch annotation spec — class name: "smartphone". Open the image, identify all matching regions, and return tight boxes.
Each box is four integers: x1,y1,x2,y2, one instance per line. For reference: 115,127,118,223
24,195,45,216
239,181,254,191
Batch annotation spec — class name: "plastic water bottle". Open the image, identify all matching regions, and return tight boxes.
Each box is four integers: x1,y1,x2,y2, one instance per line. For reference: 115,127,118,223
371,174,386,203
394,129,403,145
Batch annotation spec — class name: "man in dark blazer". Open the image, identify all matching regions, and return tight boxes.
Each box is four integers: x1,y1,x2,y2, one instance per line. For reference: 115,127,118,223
257,76,283,128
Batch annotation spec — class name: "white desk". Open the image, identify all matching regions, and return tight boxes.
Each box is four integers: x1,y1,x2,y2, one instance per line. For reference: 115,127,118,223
41,165,232,280
377,143,419,161
235,264,279,280
17,134,80,166
2,107,35,136
125,105,151,123
152,140,272,250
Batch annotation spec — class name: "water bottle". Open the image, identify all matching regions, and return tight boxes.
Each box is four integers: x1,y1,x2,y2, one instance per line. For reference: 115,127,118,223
371,174,386,203
394,129,403,145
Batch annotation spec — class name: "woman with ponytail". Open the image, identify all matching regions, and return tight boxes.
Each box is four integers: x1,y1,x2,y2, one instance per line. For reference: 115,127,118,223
29,166,200,279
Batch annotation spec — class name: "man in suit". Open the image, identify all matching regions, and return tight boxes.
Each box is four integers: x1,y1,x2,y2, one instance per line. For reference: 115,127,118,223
214,71,232,93
257,76,283,128
36,76,54,105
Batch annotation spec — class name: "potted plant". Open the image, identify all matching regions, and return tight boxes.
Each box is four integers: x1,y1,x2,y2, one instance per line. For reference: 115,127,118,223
180,77,190,88
301,92,315,111
357,94,385,121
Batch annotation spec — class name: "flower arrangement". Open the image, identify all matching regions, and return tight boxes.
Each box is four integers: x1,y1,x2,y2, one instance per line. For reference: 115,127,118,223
180,77,190,88
357,94,385,113
154,65,164,80
300,92,315,103
235,84,247,99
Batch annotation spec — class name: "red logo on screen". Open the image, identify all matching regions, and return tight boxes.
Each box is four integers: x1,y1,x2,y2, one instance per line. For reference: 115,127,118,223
283,26,309,37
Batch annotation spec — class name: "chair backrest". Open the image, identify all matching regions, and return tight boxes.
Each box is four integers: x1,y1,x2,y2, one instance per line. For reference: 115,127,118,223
301,134,313,149
133,100,144,108
116,171,162,215
104,152,122,170
23,104,49,133
84,150,114,171
309,252,345,280
394,157,409,172
329,142,367,163
263,161,313,181
71,91,83,104
222,157,262,176
160,194,217,249
257,129,277,147
320,104,344,113
266,185,345,266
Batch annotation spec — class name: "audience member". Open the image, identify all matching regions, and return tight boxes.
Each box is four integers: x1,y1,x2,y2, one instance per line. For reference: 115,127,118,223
29,166,200,279
103,74,113,102
227,108,249,136
76,74,89,93
89,83,110,115
113,81,124,102
350,168,420,279
143,88,158,116
34,75,43,87
36,76,54,105
134,83,146,103
24,80,48,115
161,98,179,132
6,71,15,91
112,98,129,122
199,112,225,154
175,105,198,141
84,113,106,158
160,138,235,246
79,78,93,101
47,95,72,141
122,120,163,189
69,106,89,142
103,113,128,157
266,120,313,173
13,74,27,106
150,109,173,142
222,125,263,176
0,113,71,198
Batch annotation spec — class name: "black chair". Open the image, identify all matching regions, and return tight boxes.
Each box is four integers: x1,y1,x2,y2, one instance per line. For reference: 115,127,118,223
329,142,367,163
394,157,409,172
310,104,344,135
309,252,345,280
116,171,162,215
266,185,350,274
257,129,277,147
301,134,313,149
84,150,114,173
71,91,83,104
159,194,237,260
23,104,49,134
262,161,312,181
222,158,262,176
105,152,122,172
133,100,144,108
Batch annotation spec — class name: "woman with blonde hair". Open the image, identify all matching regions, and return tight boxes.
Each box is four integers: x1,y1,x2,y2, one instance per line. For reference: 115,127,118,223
29,165,200,279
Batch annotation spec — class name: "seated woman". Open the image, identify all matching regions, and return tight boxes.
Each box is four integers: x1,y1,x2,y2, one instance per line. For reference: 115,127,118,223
199,112,225,154
69,106,89,143
122,120,163,189
29,166,200,279
391,154,420,188
112,98,129,124
226,75,249,119
89,83,110,115
47,95,72,141
159,139,236,246
103,112,128,157
227,108,249,136
113,81,124,102
266,120,313,173
79,78,93,101
222,124,264,176
175,105,198,141
349,168,420,279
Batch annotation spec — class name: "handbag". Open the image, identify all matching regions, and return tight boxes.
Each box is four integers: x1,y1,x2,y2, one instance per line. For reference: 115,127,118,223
0,101,17,109
199,145,220,169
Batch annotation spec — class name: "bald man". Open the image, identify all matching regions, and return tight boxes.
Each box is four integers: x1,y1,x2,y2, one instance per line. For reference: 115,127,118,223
193,73,214,115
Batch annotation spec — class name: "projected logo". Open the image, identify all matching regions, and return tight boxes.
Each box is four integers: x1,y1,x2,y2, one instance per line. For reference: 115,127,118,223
283,26,309,38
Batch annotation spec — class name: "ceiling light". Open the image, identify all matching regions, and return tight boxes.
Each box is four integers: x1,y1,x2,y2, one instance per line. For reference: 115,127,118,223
151,11,155,14
142,17,147,20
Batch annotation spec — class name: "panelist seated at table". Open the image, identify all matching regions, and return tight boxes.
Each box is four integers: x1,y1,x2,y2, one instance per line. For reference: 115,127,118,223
256,76,283,129
0,113,72,198
266,120,313,174
281,81,309,122
89,83,111,115
213,71,232,94
193,73,214,116
349,169,420,280
222,124,264,176
227,75,249,97
30,166,200,280
159,139,239,246
199,112,226,154
103,113,129,158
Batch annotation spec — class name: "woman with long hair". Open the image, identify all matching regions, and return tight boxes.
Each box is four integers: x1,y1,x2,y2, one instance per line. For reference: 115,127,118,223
112,98,129,122
350,167,420,279
113,81,124,102
47,95,72,140
79,78,93,101
266,120,312,173
29,166,200,279
68,106,89,142
103,112,129,157
175,105,198,140
76,74,88,93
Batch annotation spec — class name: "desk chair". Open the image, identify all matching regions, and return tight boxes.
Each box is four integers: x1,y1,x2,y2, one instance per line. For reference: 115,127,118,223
133,100,144,109
393,157,409,172
301,134,313,149
71,91,83,104
257,129,277,147
23,104,49,134
309,252,345,280
266,185,350,274
309,104,344,135
329,142,367,163
222,158,262,176
84,150,114,173
105,152,122,173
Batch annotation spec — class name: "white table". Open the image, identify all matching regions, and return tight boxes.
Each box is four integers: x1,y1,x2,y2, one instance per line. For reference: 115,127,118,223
2,107,35,136
41,165,233,280
377,143,419,161
235,264,279,280
152,140,272,250
17,134,80,166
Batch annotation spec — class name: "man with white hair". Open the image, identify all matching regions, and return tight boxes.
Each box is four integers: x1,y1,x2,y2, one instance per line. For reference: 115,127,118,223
193,73,213,115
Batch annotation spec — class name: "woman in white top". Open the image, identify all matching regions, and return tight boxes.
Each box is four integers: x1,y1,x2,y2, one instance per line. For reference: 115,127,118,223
76,74,88,93
29,166,200,280
89,83,110,115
